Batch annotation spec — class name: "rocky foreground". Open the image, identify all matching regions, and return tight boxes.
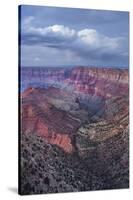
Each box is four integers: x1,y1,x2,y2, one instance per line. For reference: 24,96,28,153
20,67,129,195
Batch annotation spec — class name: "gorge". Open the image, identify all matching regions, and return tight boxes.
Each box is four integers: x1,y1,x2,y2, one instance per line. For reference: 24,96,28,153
20,66,129,194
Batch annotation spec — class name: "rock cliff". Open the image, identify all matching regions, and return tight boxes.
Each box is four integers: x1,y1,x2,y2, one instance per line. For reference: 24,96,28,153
20,66,129,194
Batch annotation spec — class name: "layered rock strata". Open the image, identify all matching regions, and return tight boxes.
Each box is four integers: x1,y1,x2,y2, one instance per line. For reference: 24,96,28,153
20,66,129,194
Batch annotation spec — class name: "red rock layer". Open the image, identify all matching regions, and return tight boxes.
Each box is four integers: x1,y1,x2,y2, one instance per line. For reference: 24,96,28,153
21,67,129,153
67,67,129,98
21,87,79,153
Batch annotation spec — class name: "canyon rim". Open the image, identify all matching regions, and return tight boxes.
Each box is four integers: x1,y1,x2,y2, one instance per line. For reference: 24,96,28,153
19,5,129,195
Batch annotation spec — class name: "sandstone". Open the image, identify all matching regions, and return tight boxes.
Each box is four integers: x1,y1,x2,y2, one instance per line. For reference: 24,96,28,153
20,66,129,194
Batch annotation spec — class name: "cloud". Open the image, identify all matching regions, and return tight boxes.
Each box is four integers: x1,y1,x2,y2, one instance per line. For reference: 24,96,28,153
21,22,76,47
20,17,128,66
23,16,35,26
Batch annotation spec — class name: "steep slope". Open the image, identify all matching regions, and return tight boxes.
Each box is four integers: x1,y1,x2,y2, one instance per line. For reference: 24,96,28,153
21,67,129,153
20,66,129,194
21,87,89,153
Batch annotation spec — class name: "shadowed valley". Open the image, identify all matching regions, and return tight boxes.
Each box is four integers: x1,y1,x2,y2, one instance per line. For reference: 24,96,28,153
20,67,129,194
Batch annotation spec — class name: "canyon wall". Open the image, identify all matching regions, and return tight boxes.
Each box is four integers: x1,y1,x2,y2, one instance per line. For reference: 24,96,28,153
20,66,129,194
21,66,129,153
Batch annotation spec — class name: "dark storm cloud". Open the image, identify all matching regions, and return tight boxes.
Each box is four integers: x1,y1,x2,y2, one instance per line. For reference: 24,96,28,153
20,5,129,67
20,5,129,34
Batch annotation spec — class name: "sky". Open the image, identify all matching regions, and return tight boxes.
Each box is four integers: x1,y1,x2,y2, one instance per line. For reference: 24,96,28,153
19,5,129,68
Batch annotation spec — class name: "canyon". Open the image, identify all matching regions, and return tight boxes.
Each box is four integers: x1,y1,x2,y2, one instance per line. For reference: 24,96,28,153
20,66,129,194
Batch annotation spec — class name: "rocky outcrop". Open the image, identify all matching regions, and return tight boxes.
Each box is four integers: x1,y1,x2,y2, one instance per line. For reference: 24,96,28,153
21,87,89,153
21,67,129,98
21,67,129,153
21,67,71,91
20,66,129,194
20,126,129,195
67,67,128,98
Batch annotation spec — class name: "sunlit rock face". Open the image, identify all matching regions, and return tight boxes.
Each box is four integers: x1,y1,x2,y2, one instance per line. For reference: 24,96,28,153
22,87,79,153
20,66,129,194
21,66,128,119
68,67,128,98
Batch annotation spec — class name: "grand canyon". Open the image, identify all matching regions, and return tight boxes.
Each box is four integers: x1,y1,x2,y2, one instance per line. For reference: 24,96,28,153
20,66,129,194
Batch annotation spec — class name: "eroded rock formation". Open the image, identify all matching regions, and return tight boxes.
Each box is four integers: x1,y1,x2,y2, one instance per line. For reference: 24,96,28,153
20,66,129,194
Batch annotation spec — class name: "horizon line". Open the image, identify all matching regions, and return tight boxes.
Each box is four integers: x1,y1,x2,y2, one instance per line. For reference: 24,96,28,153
20,65,129,69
